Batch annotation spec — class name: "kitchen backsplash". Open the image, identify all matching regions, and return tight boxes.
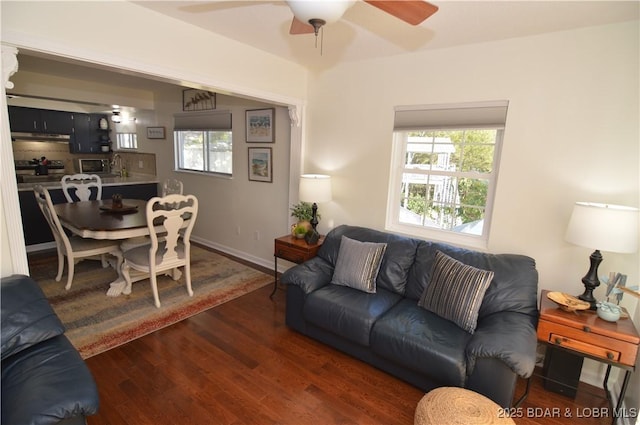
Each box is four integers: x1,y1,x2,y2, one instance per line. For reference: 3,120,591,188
12,141,156,176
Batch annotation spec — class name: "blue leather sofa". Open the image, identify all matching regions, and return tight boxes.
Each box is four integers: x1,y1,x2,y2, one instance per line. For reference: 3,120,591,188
282,225,539,407
1,274,99,425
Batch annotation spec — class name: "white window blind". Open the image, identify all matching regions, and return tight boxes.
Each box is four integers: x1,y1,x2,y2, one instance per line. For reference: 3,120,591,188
174,111,232,131
394,101,508,130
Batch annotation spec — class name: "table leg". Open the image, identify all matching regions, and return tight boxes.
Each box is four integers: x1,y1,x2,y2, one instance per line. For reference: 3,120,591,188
603,365,632,425
270,255,278,298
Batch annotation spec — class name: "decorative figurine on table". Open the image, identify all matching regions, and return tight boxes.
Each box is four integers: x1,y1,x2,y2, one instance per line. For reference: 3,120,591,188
112,194,123,209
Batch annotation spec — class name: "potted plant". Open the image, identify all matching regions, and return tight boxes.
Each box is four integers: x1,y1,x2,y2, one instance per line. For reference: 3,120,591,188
293,224,308,239
290,201,319,236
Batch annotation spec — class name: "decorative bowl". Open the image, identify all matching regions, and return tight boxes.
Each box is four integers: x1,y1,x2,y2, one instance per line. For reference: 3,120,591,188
547,292,590,312
596,302,621,322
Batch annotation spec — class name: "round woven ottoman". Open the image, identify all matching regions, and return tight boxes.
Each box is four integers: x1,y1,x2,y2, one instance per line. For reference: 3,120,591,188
414,387,515,425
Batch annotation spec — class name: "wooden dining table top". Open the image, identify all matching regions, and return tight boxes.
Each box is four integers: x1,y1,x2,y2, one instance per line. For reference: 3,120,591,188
53,198,151,240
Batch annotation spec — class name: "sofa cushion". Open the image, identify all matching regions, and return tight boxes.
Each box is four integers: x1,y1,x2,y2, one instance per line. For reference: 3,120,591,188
1,274,65,360
407,243,539,319
303,285,402,346
318,225,419,294
331,236,387,293
418,251,493,334
371,299,472,386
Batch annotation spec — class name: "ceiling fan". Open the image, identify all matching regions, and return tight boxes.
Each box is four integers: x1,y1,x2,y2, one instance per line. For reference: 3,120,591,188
286,0,439,36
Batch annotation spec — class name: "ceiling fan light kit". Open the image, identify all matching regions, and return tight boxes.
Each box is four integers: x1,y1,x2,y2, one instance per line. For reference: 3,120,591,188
285,0,439,55
286,0,355,26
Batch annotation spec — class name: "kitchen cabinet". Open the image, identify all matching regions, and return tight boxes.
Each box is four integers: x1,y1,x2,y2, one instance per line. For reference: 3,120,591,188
70,113,110,154
8,106,73,134
20,183,158,246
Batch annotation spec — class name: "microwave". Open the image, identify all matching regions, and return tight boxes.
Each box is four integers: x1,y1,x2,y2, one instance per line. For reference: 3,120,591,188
78,158,110,174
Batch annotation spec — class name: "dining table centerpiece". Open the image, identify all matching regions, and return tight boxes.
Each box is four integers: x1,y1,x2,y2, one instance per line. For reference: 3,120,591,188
112,193,123,209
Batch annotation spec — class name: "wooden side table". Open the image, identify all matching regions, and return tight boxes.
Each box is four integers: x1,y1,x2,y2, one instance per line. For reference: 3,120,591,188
270,234,325,298
537,290,639,422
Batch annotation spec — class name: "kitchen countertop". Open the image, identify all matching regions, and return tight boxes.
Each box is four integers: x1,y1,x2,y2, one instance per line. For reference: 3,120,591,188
17,174,159,191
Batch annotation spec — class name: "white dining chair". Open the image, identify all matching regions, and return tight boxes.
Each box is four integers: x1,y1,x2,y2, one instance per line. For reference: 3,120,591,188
33,185,122,290
61,173,103,202
121,194,198,308
162,178,183,196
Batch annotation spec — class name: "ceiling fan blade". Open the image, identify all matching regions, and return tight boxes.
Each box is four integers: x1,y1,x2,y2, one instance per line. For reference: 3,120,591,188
364,0,439,25
290,17,315,35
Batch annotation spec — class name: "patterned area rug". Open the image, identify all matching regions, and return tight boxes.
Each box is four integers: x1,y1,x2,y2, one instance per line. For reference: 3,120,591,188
29,245,272,358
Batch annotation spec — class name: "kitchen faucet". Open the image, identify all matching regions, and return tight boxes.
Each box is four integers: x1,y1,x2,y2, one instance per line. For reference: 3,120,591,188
111,154,123,177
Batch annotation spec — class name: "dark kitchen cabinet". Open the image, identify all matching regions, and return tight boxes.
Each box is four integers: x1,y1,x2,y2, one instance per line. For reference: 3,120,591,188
70,113,109,154
8,106,73,134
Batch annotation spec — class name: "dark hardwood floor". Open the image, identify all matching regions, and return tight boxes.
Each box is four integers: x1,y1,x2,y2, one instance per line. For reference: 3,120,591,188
80,281,612,425
29,248,612,425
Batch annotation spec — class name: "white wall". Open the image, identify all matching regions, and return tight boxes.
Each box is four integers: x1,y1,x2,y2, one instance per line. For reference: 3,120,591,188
1,1,308,102
149,86,293,265
304,21,639,403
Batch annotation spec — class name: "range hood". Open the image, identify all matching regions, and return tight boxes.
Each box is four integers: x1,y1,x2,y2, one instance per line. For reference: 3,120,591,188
11,132,71,142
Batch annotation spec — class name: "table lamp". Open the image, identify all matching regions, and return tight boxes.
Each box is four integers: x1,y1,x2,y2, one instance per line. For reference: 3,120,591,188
564,202,639,308
299,174,332,244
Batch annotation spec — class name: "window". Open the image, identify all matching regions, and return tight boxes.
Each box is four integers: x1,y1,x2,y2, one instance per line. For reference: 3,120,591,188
114,118,137,150
175,130,232,175
386,101,507,248
174,111,233,176
116,132,137,150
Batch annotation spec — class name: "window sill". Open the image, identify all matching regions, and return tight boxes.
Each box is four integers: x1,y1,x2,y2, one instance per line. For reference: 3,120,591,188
384,222,488,251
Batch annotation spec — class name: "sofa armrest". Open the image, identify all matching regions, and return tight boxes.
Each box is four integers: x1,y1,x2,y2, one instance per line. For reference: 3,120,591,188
281,257,334,295
1,274,65,360
465,311,538,378
1,335,100,425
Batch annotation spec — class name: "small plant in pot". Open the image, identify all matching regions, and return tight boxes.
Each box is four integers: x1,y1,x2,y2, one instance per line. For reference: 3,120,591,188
290,201,319,236
293,224,308,239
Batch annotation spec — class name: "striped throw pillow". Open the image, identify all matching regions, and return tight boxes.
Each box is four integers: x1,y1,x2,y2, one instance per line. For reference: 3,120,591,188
331,236,387,293
418,251,494,333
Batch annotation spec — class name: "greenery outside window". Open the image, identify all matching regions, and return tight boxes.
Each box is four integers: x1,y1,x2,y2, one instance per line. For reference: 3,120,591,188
386,101,507,248
175,130,232,175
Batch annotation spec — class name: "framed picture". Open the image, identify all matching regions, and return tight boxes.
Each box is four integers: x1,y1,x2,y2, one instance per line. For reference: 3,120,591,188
182,88,216,111
246,108,275,143
146,126,166,139
248,147,273,183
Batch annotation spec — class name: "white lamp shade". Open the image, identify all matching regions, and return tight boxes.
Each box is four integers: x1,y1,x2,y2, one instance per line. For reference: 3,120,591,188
565,202,639,254
299,174,332,203
286,1,354,24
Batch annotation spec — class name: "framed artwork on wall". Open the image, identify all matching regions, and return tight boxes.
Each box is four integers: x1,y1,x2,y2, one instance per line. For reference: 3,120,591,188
248,147,273,183
246,108,275,142
146,126,166,139
182,89,216,111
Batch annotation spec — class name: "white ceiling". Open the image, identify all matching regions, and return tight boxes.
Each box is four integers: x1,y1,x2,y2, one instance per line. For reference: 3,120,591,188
134,1,639,71
11,0,639,110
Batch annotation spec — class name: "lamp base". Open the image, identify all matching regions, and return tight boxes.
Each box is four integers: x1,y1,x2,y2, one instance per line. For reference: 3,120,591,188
576,249,602,310
305,229,320,245
310,202,319,231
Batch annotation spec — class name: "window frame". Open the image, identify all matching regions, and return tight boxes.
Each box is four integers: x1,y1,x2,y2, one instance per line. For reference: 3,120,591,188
385,102,506,250
174,129,233,177
115,132,138,150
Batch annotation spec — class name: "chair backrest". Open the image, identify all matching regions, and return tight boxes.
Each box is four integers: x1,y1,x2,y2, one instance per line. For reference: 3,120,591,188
146,194,198,268
162,178,184,197
34,185,72,252
61,174,102,202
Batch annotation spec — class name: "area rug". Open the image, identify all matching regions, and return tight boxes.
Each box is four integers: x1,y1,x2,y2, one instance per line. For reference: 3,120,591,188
29,245,272,359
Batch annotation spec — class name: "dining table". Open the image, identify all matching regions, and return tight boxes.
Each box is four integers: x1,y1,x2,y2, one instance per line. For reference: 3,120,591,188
53,198,182,297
